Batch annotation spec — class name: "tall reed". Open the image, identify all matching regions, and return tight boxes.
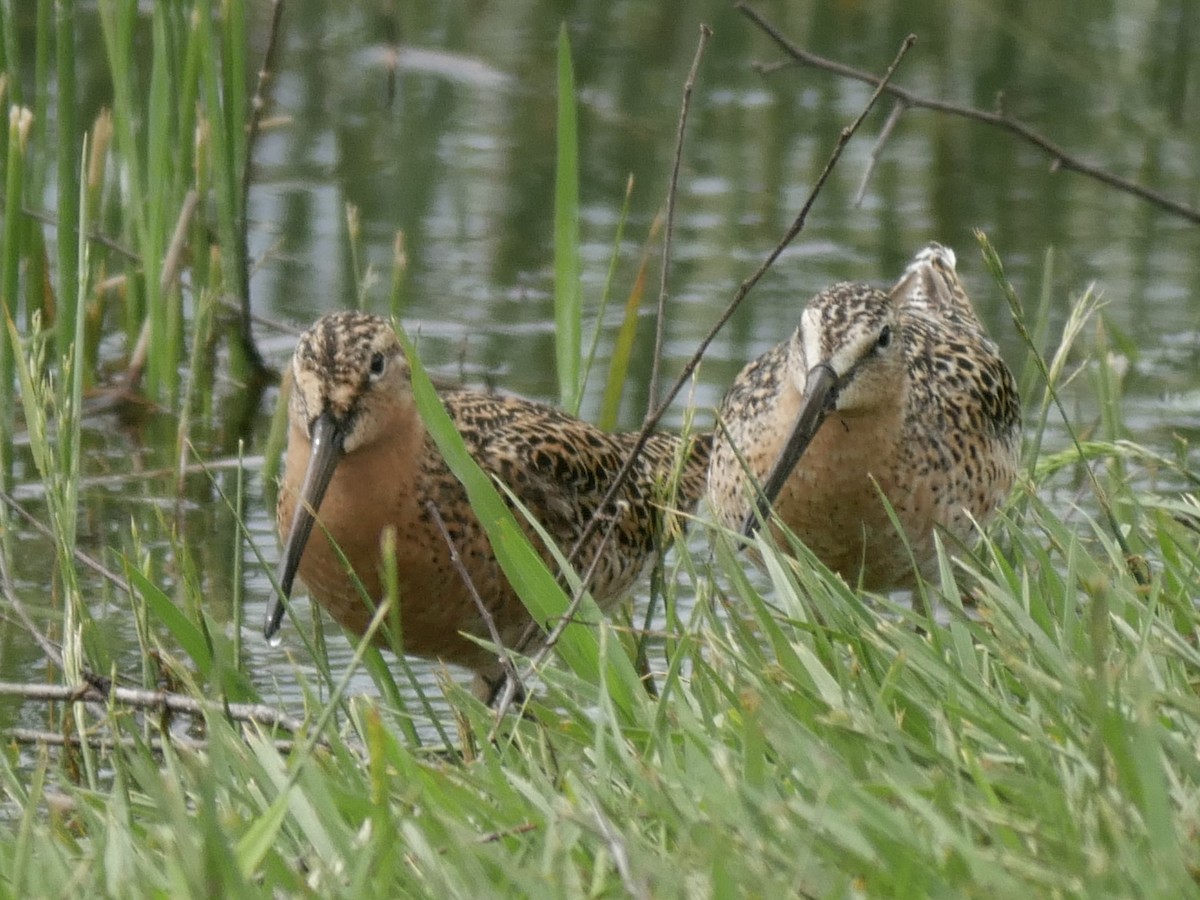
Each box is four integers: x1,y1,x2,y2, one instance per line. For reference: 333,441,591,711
553,24,582,415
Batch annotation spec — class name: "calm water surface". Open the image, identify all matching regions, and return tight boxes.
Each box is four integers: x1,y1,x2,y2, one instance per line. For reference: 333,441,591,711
3,0,1199,730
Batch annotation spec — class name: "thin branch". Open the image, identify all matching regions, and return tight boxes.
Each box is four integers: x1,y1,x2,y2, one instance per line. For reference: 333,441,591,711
513,34,914,714
125,189,201,392
218,294,304,336
0,498,315,737
426,500,523,698
0,680,309,734
233,0,286,378
854,98,907,207
563,32,916,576
9,453,268,502
736,1,1200,226
0,546,63,667
4,726,298,755
521,514,618,661
0,490,129,590
473,822,539,845
647,23,712,412
0,502,152,703
3,196,140,259
490,512,621,728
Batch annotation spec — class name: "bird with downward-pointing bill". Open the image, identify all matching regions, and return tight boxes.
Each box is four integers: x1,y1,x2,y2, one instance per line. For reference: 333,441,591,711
266,311,711,701
708,243,1020,589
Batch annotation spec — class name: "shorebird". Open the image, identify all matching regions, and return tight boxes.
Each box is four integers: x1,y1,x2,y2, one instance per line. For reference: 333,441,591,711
266,311,710,700
708,243,1020,589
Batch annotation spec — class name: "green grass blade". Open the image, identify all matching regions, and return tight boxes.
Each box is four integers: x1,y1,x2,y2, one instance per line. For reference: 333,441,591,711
581,173,633,408
123,559,214,678
0,105,31,485
195,0,246,379
54,0,78,354
395,325,641,722
234,783,290,877
554,23,582,414
598,215,658,430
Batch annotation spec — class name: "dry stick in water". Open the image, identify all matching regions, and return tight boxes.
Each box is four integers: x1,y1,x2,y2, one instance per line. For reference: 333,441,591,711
496,25,721,720
647,23,712,411
499,32,916,720
736,1,1200,226
5,727,298,756
218,298,304,337
1,490,127,588
0,680,308,735
9,454,268,501
0,546,64,666
0,197,139,260
0,490,312,736
640,22,712,700
124,188,200,392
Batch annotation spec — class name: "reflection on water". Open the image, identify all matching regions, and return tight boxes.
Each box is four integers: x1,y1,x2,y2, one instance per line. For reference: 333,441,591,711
3,0,1200,730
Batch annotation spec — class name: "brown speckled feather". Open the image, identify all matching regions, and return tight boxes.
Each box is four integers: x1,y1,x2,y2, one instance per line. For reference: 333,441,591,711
708,244,1020,589
273,312,710,698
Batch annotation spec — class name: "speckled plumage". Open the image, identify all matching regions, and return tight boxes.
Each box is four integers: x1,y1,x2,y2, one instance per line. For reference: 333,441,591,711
269,311,710,699
708,243,1020,589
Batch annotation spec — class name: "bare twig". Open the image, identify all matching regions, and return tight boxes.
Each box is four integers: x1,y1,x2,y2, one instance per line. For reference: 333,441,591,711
736,1,1200,226
125,189,201,392
490,512,622,728
0,193,140,260
0,546,63,667
0,497,312,739
503,32,913,718
854,99,907,207
564,33,916,576
0,490,129,590
232,0,287,378
4,726,298,754
218,294,304,336
9,453,268,502
0,490,130,594
647,23,712,412
0,680,309,734
426,500,523,697
521,514,618,662
474,822,539,844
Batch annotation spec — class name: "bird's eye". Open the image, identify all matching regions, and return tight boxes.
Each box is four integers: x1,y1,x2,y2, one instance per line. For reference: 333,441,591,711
875,326,892,351
368,352,387,380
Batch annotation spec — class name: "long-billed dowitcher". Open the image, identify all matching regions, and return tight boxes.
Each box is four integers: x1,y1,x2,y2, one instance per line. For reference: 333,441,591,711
265,311,710,700
708,243,1020,589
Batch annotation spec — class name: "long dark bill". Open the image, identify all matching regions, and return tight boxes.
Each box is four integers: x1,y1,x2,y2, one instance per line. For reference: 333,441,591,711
264,411,346,640
740,363,840,539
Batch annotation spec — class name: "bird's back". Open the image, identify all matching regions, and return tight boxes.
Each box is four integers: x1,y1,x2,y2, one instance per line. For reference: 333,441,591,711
891,247,1021,570
894,246,1021,456
436,389,711,605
